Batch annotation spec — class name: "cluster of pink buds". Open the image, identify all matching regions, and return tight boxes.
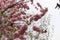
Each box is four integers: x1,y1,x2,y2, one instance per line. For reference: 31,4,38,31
0,0,48,40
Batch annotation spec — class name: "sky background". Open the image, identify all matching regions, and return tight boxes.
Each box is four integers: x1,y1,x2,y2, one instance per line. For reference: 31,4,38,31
38,0,60,40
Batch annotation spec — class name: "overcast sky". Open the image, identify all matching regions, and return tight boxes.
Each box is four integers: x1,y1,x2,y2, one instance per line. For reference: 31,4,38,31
38,0,60,40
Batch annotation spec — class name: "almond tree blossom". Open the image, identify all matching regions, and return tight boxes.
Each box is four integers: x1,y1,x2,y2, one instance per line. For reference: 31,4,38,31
0,0,48,40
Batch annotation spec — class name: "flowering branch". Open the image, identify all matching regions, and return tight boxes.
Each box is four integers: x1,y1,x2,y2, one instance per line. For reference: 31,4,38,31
0,0,48,40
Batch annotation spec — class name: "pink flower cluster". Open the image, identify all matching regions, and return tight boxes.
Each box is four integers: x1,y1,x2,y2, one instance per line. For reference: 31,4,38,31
0,0,48,40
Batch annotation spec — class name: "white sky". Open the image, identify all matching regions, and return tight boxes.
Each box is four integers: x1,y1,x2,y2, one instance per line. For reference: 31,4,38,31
38,0,60,40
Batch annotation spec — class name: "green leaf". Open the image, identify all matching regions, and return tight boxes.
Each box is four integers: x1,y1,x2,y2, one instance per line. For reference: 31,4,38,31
29,32,33,37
